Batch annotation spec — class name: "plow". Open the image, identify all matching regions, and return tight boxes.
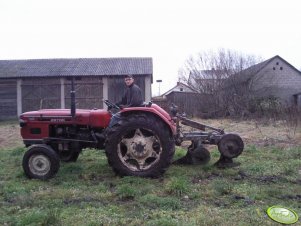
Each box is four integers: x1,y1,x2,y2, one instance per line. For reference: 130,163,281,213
19,79,244,180
170,104,244,167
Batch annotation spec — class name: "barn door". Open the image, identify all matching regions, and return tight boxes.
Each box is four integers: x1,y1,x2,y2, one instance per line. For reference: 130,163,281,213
0,80,17,119
64,77,103,109
22,78,60,112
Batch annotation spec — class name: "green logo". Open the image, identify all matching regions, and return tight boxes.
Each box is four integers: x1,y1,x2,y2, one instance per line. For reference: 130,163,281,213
267,206,299,224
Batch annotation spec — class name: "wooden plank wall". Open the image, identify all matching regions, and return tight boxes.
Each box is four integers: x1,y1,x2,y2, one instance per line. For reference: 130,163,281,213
64,77,103,109
0,80,17,119
153,92,211,117
22,78,60,112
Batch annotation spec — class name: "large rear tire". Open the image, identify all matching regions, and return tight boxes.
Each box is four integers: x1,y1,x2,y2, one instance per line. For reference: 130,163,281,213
22,144,60,180
105,113,175,177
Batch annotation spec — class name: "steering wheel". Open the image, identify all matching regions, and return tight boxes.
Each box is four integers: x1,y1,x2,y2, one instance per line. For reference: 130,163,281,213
104,100,120,110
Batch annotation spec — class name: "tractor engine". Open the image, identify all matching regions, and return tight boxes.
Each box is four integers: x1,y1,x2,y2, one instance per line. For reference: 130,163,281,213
48,124,104,161
50,124,93,140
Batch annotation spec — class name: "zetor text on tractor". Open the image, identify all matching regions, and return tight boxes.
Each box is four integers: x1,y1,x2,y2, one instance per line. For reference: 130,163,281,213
19,79,244,180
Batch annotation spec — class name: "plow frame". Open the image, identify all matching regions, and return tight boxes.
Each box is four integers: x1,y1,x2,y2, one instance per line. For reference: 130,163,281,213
174,114,225,146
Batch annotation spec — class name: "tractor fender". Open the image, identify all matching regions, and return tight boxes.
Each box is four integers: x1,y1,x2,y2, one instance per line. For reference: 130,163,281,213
119,104,177,135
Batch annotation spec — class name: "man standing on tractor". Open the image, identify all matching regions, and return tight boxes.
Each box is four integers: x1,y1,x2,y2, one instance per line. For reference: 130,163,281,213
109,74,143,127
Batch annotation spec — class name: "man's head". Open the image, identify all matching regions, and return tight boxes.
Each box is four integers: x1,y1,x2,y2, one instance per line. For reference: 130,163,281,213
124,75,134,86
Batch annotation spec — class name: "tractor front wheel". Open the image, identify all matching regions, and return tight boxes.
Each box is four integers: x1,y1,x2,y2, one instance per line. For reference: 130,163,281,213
22,144,60,180
105,113,175,177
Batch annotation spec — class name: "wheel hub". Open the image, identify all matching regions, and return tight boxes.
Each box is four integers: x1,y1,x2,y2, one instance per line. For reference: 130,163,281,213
28,154,51,176
118,128,162,171
131,138,148,158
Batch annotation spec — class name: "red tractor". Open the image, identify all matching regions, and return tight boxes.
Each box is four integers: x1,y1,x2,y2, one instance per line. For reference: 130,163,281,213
19,80,244,180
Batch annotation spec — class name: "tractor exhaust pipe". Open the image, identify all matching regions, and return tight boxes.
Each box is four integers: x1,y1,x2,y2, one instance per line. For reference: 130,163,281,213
71,77,76,118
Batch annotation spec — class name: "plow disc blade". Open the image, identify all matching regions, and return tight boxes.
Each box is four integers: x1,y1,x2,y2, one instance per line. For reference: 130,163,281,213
173,142,210,165
218,134,244,158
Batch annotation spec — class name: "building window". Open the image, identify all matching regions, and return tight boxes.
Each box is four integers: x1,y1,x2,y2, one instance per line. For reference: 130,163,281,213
180,88,183,91
280,67,283,70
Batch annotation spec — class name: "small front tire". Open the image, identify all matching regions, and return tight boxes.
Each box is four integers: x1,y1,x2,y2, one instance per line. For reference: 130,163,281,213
22,144,60,180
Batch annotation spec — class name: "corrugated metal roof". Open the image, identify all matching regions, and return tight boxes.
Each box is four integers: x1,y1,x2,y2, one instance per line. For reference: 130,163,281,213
234,55,301,83
0,57,153,78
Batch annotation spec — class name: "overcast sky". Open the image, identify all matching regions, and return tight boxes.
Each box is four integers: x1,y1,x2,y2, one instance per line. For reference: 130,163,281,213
0,0,300,96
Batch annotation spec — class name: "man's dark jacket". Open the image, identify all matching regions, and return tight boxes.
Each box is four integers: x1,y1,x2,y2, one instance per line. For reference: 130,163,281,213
117,83,143,107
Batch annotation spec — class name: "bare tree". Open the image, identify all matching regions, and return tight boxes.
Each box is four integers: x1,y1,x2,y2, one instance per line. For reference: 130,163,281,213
179,49,262,117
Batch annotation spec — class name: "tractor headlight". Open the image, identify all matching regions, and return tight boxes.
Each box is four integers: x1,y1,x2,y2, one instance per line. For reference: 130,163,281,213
19,118,27,127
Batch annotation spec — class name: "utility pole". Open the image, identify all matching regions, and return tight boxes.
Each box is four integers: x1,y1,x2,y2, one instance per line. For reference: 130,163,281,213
156,79,162,96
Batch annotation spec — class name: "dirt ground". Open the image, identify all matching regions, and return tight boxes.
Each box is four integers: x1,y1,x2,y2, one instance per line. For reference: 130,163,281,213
0,119,300,150
0,121,23,149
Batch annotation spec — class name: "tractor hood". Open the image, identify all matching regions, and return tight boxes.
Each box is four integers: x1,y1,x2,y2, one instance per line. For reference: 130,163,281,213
20,109,111,128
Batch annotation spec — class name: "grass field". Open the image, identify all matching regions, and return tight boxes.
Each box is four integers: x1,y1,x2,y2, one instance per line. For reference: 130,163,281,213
0,120,300,226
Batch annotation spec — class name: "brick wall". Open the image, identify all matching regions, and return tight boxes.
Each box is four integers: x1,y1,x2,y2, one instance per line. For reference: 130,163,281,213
252,58,301,105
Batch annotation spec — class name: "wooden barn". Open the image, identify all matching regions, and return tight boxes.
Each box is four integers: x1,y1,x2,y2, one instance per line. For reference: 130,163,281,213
0,58,152,120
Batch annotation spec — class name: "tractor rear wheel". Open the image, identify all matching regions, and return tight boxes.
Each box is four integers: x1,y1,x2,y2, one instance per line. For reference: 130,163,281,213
22,144,60,180
105,113,175,177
